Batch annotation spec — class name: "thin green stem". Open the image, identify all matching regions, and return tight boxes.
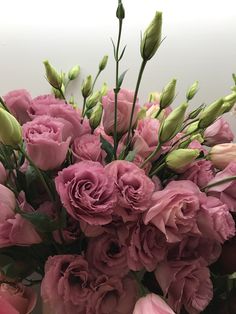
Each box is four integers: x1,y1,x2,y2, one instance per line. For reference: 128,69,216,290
92,70,101,92
82,97,87,117
154,107,162,119
149,160,166,177
59,88,67,104
171,129,199,148
141,143,161,168
203,176,236,191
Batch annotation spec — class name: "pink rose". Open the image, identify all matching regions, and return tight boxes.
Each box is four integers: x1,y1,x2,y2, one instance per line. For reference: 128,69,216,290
89,275,138,314
155,260,213,314
3,89,32,124
72,133,104,163
86,232,128,277
133,293,175,314
0,162,7,184
144,180,204,243
132,154,152,174
105,161,154,221
55,161,117,225
197,196,235,243
102,89,139,135
179,160,214,189
204,117,234,146
41,254,92,314
209,143,236,169
23,115,70,171
0,282,37,314
208,162,236,211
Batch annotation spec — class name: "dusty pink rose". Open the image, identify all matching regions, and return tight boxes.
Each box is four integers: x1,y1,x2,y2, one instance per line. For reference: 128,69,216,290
102,89,139,135
0,162,7,184
133,293,175,314
89,275,138,314
209,143,236,169
204,117,234,146
55,161,116,225
3,89,32,124
179,160,214,189
197,196,235,243
23,115,70,171
41,254,92,314
0,283,37,314
86,232,128,277
72,133,104,163
132,154,152,174
106,161,154,221
144,180,205,243
155,260,213,314
208,162,236,211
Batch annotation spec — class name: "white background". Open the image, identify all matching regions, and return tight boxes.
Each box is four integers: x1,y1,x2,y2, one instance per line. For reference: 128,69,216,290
0,1,236,312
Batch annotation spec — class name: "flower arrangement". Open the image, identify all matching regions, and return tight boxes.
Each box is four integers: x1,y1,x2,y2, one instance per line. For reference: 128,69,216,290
0,1,236,313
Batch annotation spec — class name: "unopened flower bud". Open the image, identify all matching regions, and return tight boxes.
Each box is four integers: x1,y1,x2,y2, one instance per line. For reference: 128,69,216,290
86,91,101,109
43,60,62,89
159,102,188,143
209,143,236,169
89,102,103,129
0,108,22,147
232,73,236,85
52,84,65,99
166,148,200,172
160,78,177,109
141,12,162,61
198,98,224,129
186,121,199,134
68,65,80,80
186,81,199,101
81,75,92,98
116,0,125,20
100,82,108,96
148,92,160,103
99,55,108,71
187,103,205,120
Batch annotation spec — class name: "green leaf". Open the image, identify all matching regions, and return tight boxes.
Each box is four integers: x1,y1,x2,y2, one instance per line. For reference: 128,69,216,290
118,69,128,88
125,150,136,162
118,45,127,61
100,135,114,163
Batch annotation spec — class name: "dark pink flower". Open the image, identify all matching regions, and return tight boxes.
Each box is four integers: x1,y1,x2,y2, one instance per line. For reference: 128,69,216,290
133,293,175,314
204,117,234,146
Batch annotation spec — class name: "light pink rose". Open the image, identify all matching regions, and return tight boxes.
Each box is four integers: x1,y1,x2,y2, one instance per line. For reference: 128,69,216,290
106,161,154,221
102,89,139,135
0,162,7,184
179,159,214,189
41,254,93,314
197,196,235,243
204,117,234,146
155,260,213,314
133,293,175,314
209,143,236,169
72,133,104,163
89,275,138,314
29,94,90,140
208,162,236,211
23,115,70,171
86,232,128,277
0,283,37,314
3,89,32,124
144,180,204,243
55,161,117,225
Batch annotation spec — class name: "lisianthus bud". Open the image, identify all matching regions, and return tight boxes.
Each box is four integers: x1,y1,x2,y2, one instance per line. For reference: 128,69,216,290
86,91,101,109
166,148,199,172
187,103,205,120
179,134,204,148
186,121,199,134
89,102,103,129
160,78,177,109
221,101,235,114
186,81,199,101
116,0,125,19
198,98,224,129
141,12,162,61
148,92,160,103
81,75,92,98
99,55,108,71
0,108,22,146
221,93,236,113
52,84,65,99
43,60,62,89
100,82,108,96
209,143,236,169
233,73,236,84
68,65,80,80
159,102,188,143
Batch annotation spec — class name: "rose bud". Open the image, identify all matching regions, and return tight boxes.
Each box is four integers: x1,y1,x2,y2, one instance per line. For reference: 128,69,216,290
186,80,199,101
0,108,22,147
133,293,175,314
209,143,236,169
99,55,108,71
160,78,177,109
100,82,108,96
43,60,62,89
68,64,80,80
198,98,224,129
89,102,103,130
81,75,92,98
86,91,101,109
166,148,200,172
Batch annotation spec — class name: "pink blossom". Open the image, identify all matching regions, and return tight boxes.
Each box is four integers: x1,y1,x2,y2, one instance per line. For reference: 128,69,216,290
209,143,236,169
204,117,234,146
133,293,175,314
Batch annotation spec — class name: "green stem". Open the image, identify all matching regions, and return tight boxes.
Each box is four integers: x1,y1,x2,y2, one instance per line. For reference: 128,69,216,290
141,143,161,168
92,70,101,92
59,88,67,103
149,160,166,177
125,59,147,148
171,129,199,148
82,97,87,117
154,107,162,119
203,176,236,191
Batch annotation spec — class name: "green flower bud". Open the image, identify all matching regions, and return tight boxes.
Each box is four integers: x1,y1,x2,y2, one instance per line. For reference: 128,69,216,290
198,98,224,129
160,78,177,109
224,92,236,104
220,101,235,114
99,55,108,72
186,80,199,101
89,102,103,130
232,73,236,85
100,82,108,96
166,148,200,172
0,108,22,147
186,121,199,134
116,0,125,19
187,103,205,120
190,133,204,143
231,86,236,92
52,84,65,99
148,92,160,103
43,60,62,89
86,91,101,109
68,65,80,80
140,12,162,61
81,75,92,98
159,102,188,143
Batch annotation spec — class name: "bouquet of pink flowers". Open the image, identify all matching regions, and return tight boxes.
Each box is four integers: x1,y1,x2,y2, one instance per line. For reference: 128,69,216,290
0,1,236,313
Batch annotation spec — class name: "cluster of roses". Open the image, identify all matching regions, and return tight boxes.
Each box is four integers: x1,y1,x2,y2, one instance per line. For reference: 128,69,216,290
0,86,235,314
